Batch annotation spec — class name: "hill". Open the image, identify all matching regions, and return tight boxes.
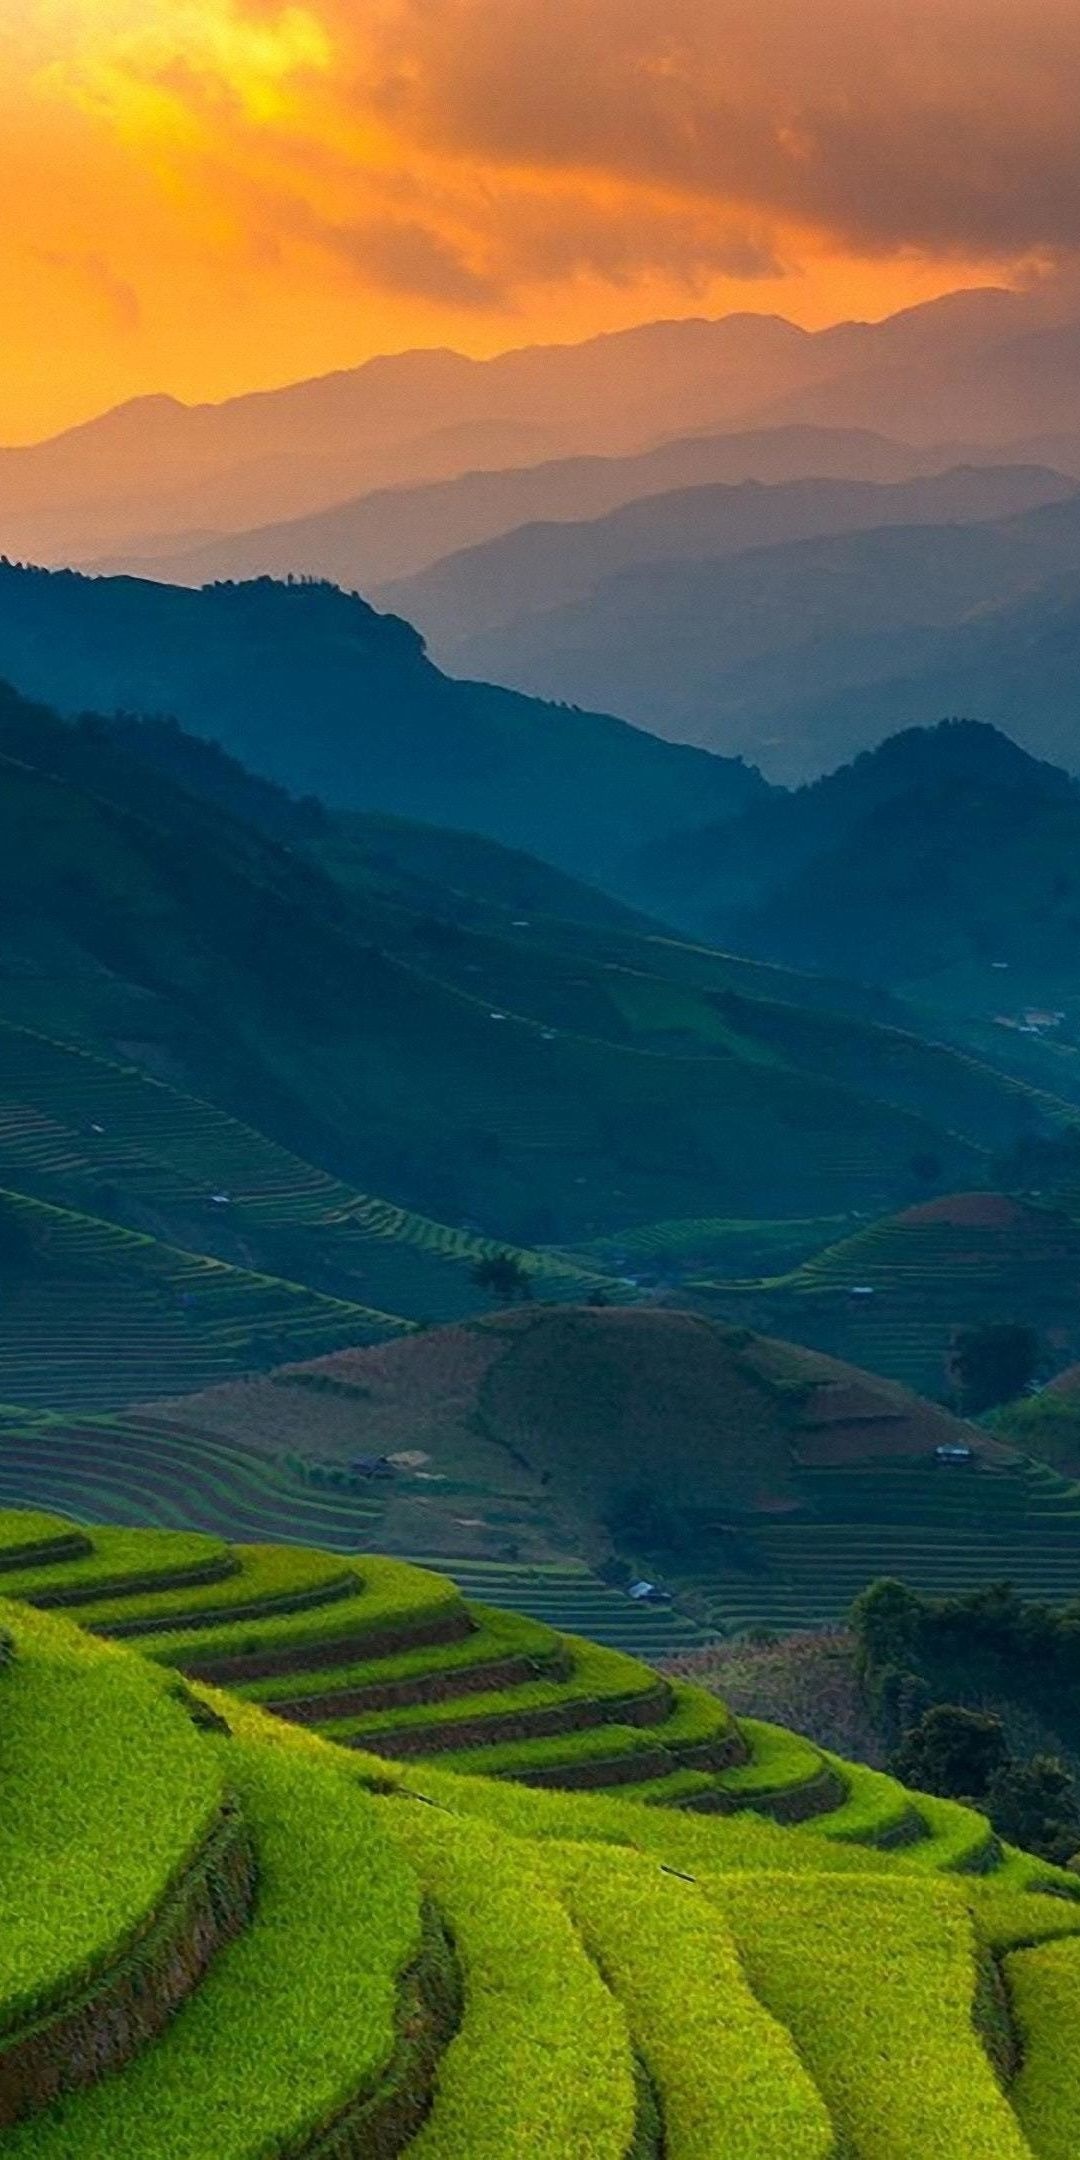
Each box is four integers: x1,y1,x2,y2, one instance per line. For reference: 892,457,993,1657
96,424,1002,592
378,463,1075,670
0,562,766,883
708,1192,1080,1402
46,1304,1079,1638
0,1516,1079,2154
631,722,1080,1045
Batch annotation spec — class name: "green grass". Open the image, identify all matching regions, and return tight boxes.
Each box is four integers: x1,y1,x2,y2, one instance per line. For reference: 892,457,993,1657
0,1605,224,2038
313,1634,667,1750
134,1554,466,1673
712,1718,829,1802
431,1681,737,1784
0,1526,229,1607
1005,1936,1080,2157
68,1541,356,1634
381,1801,639,2160
236,1601,565,1706
552,1843,835,2159
811,1754,924,1847
9,1592,1080,2157
1,1733,428,2160
0,1508,90,1566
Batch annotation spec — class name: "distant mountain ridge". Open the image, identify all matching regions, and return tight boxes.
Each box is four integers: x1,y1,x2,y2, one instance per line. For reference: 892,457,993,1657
377,462,1077,663
0,561,765,883
408,487,1080,777
4,280,1076,566
92,426,972,591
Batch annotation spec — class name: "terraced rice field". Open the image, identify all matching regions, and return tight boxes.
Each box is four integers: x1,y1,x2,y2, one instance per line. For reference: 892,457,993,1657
688,1457,1080,1632
4,1504,1080,2155
0,1186,408,1409
745,1193,1080,1398
0,1019,615,1320
406,1557,710,1661
0,1501,1064,1865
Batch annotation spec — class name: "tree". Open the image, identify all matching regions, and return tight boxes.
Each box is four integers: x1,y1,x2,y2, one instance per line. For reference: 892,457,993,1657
471,1252,533,1303
890,1704,1009,1800
985,1756,1080,1866
850,1578,924,1682
949,1321,1041,1415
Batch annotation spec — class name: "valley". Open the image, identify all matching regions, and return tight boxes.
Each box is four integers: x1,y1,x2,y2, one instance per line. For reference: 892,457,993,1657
7,200,1080,2151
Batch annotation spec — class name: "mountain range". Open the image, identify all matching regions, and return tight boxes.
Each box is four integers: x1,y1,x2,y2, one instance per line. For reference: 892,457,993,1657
7,280,1080,571
393,488,1080,778
374,462,1076,668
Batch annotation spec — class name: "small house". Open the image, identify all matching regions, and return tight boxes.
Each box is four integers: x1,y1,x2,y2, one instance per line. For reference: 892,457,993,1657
934,1442,975,1466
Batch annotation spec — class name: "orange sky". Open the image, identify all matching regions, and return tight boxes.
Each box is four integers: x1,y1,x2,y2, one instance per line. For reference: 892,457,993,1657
5,0,1077,443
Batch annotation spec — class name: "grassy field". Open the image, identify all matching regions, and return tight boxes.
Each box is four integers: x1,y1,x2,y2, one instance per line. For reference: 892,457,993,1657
4,1530,1080,2153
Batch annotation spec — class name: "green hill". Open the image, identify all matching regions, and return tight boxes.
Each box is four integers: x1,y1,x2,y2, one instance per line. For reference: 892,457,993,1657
0,1184,410,1410
1,1511,1080,2154
633,722,1080,1069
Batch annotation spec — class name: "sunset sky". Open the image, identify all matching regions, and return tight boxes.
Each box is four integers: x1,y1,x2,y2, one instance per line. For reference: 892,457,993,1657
5,0,1079,443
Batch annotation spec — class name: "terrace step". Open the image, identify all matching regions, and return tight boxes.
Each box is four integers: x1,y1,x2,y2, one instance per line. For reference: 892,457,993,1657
2,1733,460,2159
71,1543,359,1637
320,1649,673,1759
552,1844,834,2160
379,1799,641,2160
0,1606,244,2127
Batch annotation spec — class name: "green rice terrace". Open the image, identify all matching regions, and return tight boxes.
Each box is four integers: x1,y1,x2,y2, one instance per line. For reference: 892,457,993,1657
4,1501,1080,2154
0,1018,617,1338
702,1192,1080,1401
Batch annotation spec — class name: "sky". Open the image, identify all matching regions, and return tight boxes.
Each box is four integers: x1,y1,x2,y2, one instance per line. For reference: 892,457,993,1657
5,0,1079,442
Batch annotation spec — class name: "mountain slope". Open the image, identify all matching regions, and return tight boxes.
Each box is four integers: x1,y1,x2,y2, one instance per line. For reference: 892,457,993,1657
634,722,1080,996
706,1191,1080,1402
405,491,1080,767
379,463,1076,663
95,424,970,591
1,1535,1076,2160
5,673,1059,1261
22,1303,1080,1637
0,562,766,880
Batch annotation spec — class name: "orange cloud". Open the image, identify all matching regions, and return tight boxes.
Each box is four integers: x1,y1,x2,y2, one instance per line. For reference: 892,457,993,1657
3,0,1079,439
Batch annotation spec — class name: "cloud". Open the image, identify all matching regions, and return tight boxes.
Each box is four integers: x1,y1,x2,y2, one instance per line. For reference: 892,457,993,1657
8,0,1080,437
339,0,1080,265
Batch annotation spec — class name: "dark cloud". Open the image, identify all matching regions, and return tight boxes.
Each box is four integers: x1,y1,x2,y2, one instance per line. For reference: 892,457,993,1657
341,0,1080,265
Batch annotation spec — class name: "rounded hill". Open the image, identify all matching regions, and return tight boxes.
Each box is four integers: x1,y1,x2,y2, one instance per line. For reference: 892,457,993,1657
138,1304,988,1534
